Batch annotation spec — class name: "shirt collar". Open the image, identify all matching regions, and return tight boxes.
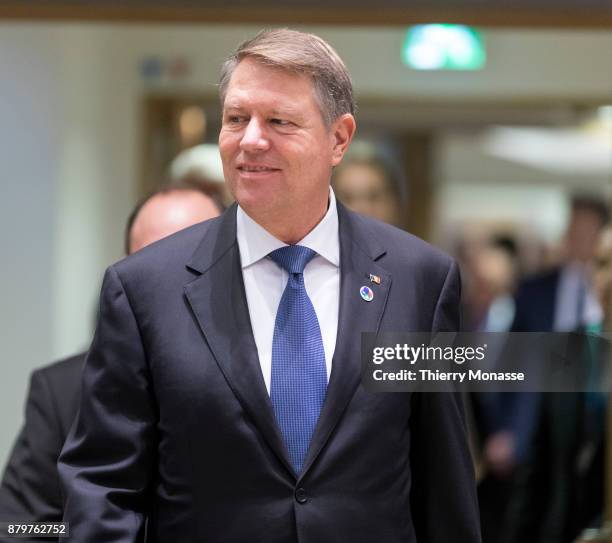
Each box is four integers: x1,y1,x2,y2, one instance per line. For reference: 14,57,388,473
236,187,340,269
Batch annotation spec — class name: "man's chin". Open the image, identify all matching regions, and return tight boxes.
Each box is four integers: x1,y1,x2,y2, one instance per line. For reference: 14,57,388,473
236,194,280,221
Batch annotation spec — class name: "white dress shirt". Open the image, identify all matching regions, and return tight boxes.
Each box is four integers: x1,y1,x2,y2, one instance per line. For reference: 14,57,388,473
236,188,340,394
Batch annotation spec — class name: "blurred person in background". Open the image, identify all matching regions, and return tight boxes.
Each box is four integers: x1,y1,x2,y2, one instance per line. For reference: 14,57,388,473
0,187,220,529
594,227,612,329
170,143,234,209
512,196,608,335
332,142,404,227
458,233,521,534
126,186,220,253
476,195,609,543
462,234,520,333
501,223,612,543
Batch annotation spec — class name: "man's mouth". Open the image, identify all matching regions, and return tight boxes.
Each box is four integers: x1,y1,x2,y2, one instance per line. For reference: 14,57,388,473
238,164,280,173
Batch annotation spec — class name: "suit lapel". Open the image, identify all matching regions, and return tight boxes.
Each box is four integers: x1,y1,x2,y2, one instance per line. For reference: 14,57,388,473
184,205,297,478
184,203,392,480
300,204,392,478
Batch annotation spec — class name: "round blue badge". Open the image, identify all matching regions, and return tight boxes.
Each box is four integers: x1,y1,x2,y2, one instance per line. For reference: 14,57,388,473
360,286,374,302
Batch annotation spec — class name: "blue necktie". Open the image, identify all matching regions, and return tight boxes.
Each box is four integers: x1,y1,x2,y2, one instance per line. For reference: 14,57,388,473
269,245,327,473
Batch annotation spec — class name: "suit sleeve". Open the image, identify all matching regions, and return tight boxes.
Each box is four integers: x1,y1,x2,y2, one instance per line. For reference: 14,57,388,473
409,259,482,543
0,370,65,526
58,265,157,542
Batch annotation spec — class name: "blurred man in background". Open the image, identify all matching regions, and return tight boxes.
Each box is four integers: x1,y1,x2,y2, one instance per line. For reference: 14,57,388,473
170,143,234,209
594,226,612,330
512,196,609,334
0,187,220,530
332,144,404,227
462,235,520,334
126,186,221,253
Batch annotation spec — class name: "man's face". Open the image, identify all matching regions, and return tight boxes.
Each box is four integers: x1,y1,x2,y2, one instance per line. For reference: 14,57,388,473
565,208,604,263
219,58,346,227
129,190,220,253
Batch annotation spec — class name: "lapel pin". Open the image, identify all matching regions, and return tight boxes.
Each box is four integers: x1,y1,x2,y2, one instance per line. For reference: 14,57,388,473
369,274,381,285
360,286,374,302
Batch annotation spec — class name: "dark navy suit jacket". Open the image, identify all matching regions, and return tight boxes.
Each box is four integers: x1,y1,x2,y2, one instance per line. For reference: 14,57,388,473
512,269,560,334
59,203,481,542
0,354,84,537
476,269,561,463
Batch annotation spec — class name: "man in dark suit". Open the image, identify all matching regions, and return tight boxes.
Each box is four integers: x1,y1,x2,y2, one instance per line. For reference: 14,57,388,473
512,196,608,335
0,187,220,529
59,29,480,542
0,355,84,525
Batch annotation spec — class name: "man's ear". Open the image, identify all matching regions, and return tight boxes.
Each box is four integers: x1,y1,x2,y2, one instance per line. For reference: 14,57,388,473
331,114,356,167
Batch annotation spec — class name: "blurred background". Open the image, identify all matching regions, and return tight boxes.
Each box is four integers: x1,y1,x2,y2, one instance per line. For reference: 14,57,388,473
1,2,612,536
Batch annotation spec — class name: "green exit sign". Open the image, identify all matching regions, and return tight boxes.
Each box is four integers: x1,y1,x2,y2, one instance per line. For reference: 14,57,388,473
402,25,486,71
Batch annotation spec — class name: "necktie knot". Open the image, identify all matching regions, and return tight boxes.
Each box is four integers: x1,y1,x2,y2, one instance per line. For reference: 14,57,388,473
268,245,317,275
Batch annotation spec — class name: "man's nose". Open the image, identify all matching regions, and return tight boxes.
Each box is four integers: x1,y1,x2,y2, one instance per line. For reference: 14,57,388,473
240,118,270,152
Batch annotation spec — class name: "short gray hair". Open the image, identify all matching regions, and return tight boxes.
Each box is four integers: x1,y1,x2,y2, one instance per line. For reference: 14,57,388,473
219,28,355,127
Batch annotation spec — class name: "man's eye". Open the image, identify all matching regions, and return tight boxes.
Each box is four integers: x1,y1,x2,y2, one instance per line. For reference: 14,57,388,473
226,116,245,124
271,118,291,126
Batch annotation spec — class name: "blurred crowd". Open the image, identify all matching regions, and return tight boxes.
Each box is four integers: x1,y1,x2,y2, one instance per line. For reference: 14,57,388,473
332,144,612,543
460,196,610,543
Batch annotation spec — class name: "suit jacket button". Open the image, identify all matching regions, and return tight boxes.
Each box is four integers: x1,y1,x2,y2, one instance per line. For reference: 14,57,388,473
295,488,308,504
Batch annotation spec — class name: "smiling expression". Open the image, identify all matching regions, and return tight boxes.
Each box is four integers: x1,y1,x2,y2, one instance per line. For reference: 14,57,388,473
219,57,352,240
